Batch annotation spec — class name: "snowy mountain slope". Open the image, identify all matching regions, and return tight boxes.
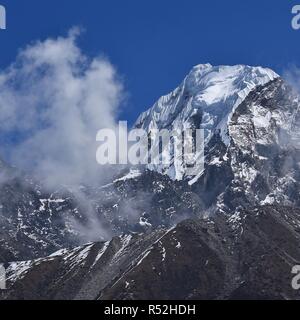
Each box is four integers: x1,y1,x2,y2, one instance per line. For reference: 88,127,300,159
135,64,279,180
86,169,204,235
1,228,169,300
0,164,204,264
0,164,85,262
134,64,300,214
2,205,300,300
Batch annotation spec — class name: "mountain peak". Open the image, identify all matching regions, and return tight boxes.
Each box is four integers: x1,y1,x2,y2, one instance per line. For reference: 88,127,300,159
136,64,279,131
185,63,278,97
134,64,280,180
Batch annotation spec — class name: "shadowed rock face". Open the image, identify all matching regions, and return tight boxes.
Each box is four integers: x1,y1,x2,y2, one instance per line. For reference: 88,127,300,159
1,205,300,300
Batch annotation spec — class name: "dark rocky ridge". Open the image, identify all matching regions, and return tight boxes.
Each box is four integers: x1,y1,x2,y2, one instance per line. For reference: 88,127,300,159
1,206,300,300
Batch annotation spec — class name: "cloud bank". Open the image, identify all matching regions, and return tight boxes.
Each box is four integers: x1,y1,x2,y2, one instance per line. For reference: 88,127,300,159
0,28,124,187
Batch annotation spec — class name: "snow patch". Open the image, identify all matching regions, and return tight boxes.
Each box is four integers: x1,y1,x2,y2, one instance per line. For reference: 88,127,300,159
114,169,142,183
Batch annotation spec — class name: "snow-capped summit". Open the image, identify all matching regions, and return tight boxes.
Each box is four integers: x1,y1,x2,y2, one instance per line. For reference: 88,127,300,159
135,64,280,180
135,64,278,142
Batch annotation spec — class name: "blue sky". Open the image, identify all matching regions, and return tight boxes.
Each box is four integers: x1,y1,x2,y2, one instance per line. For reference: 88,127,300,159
0,0,299,124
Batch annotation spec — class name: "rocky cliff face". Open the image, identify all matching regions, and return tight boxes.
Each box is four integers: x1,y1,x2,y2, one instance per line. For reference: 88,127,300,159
192,78,300,215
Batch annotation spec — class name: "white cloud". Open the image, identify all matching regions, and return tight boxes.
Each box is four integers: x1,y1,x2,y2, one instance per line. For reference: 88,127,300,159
283,65,300,94
0,28,124,187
